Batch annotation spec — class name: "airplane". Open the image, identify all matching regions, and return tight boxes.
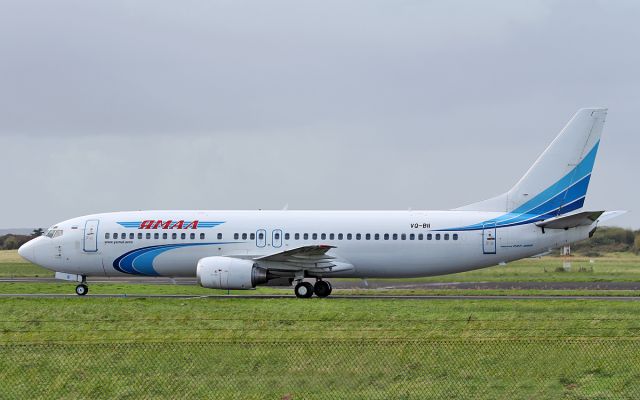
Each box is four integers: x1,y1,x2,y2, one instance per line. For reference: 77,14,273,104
18,107,623,298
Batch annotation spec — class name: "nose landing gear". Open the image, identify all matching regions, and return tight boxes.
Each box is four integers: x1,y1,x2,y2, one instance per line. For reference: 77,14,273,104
75,283,89,296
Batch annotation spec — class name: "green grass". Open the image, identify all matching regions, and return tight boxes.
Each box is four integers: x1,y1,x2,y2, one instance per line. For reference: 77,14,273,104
1,252,640,397
1,297,640,398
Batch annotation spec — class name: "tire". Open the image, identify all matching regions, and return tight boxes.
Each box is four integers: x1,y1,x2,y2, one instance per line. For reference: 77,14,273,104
75,284,88,296
294,282,314,298
314,280,332,298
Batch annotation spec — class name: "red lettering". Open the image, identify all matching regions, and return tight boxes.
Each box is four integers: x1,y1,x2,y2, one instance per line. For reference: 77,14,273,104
184,221,199,229
171,221,184,229
152,220,173,229
139,220,154,229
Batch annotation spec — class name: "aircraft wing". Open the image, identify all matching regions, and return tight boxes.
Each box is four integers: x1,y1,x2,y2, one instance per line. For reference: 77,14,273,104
253,245,353,272
535,211,604,229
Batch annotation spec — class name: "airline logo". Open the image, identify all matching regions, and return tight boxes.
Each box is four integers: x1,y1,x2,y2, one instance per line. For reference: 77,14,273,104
117,220,224,229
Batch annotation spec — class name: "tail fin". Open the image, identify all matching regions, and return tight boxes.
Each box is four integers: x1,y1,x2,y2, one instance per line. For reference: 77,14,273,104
457,107,607,218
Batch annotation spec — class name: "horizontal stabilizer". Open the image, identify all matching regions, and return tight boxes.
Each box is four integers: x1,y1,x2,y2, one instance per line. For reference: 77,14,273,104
535,211,604,229
598,210,628,223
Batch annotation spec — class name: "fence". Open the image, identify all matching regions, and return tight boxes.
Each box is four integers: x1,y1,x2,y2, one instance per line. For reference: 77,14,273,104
1,339,639,399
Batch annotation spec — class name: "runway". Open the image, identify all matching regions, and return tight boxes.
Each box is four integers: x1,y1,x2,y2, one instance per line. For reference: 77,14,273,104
2,277,640,291
0,293,639,301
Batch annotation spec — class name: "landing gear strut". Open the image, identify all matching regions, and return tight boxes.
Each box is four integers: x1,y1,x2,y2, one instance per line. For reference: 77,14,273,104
75,284,89,296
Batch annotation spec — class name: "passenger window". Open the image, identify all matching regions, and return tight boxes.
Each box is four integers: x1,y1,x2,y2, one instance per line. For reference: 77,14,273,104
444,234,450,240
410,234,415,240
190,233,195,240
105,233,110,239
330,233,335,240
146,233,151,239
172,233,177,239
356,233,361,240
453,234,459,240
250,233,256,240
295,233,300,240
418,233,423,240
200,233,205,239
384,233,389,240
366,234,371,240
181,233,186,239
217,233,223,240
114,233,119,239
285,233,290,240
338,233,343,240
138,233,142,240
401,234,406,240
154,233,159,239
312,233,317,240
242,233,247,240
347,234,352,240
436,234,441,240
427,234,432,240
321,233,326,240
129,233,134,240
393,234,398,240
162,233,168,239
234,233,239,240
304,233,309,240
374,233,379,240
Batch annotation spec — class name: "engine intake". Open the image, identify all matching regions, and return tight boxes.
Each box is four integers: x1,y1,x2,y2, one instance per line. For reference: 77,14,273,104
196,256,268,290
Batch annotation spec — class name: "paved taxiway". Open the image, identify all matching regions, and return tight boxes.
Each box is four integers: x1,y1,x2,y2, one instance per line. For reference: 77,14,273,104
2,277,640,291
0,293,638,301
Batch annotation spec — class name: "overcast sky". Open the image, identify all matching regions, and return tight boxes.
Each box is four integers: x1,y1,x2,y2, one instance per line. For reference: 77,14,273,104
0,0,637,229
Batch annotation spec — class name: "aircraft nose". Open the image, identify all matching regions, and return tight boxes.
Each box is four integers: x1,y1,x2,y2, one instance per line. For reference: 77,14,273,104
18,240,37,264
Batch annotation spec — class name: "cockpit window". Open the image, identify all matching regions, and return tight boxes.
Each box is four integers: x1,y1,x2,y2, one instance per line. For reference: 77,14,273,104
45,229,63,238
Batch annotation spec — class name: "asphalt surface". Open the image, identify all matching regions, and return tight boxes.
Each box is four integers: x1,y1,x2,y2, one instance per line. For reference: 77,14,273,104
2,277,640,291
0,293,638,301
2,277,639,301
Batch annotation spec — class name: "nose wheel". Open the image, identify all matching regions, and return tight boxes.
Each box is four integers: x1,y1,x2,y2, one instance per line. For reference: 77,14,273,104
75,284,89,296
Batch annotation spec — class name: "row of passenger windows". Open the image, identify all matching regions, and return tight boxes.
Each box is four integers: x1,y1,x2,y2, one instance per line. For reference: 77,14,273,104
106,232,211,240
235,232,459,241
105,231,460,242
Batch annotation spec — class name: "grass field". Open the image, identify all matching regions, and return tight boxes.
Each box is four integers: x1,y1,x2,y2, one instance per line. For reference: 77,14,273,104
1,250,640,398
1,297,640,399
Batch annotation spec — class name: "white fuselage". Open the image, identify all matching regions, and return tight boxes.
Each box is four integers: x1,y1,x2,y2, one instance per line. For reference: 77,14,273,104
20,210,592,279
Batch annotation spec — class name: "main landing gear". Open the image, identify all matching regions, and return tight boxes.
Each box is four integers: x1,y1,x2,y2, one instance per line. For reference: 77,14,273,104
294,279,332,299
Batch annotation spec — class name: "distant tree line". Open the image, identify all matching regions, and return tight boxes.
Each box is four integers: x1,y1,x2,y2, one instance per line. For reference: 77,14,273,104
571,227,640,256
0,229,43,250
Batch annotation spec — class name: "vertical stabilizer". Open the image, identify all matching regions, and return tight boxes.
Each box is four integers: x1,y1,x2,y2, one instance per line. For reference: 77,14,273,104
456,108,607,217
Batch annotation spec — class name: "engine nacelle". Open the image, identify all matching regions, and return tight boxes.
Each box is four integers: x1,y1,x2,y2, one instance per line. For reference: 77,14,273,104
196,256,268,290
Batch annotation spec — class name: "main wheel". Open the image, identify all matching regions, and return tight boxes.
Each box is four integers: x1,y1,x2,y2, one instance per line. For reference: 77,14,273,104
314,280,332,298
75,284,89,296
294,282,314,298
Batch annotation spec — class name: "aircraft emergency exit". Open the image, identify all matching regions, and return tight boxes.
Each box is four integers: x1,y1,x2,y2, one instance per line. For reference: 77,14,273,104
18,108,622,297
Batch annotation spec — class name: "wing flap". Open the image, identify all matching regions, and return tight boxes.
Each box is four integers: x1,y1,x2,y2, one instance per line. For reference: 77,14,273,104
253,245,353,272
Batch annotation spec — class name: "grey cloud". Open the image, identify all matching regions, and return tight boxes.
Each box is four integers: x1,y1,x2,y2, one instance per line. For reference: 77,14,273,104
0,0,637,228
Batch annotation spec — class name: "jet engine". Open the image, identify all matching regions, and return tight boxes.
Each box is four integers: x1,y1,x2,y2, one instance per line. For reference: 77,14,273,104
196,256,268,290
